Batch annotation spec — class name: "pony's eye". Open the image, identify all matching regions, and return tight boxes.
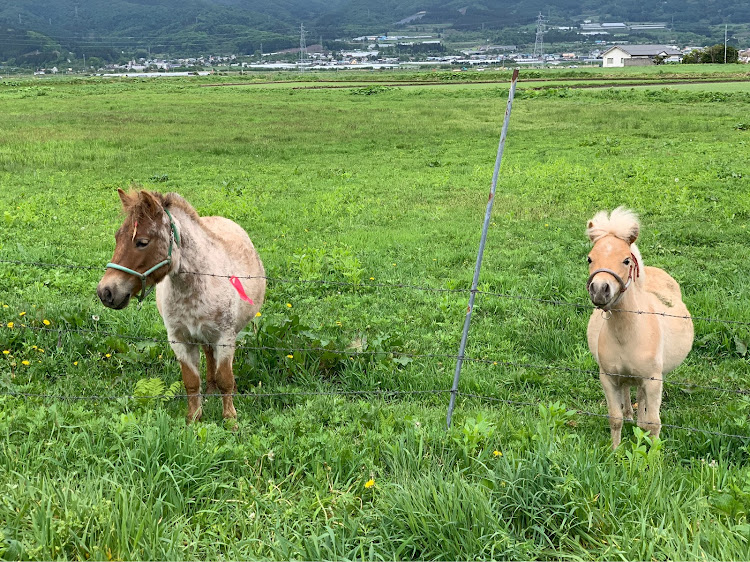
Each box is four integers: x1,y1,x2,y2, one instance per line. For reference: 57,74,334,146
587,256,592,264
135,239,150,249
623,257,631,265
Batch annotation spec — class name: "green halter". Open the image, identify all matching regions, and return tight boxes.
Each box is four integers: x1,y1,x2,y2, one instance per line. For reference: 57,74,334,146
105,208,180,303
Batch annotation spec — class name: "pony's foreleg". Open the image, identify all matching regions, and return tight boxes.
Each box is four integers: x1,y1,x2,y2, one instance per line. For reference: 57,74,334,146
173,342,202,423
636,378,663,440
600,370,625,449
214,343,237,419
202,345,217,395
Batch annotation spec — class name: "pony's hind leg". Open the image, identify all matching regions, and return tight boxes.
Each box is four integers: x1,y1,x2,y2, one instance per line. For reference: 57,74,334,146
214,343,238,419
173,342,202,423
203,344,217,395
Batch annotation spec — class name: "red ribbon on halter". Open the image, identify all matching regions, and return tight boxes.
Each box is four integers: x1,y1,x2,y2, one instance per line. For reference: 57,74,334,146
627,252,640,285
229,276,255,305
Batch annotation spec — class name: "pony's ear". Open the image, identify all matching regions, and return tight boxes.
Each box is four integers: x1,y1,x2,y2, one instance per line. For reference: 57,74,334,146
626,223,640,245
117,188,133,208
138,190,162,217
586,220,597,242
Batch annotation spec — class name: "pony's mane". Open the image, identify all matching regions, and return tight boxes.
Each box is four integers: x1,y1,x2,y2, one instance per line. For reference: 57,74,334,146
586,207,640,244
160,192,201,222
121,190,201,223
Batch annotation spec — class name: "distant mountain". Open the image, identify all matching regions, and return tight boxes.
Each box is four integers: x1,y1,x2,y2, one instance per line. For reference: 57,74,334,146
1,0,748,65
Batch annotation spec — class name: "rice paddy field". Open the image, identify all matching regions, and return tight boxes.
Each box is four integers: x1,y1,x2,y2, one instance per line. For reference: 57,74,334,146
1,65,750,560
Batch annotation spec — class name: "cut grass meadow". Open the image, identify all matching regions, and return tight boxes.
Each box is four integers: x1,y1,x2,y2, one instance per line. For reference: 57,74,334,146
1,68,750,560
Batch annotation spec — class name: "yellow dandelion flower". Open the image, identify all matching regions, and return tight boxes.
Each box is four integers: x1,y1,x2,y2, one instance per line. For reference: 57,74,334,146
38,349,44,353
286,303,292,308
43,319,51,326
2,304,8,308
364,479,375,489
6,322,13,329
369,277,374,280
255,312,262,317
493,450,502,457
2,350,9,355
21,360,30,366
105,353,111,358
18,311,26,317
73,361,78,366
32,345,37,350
286,354,294,359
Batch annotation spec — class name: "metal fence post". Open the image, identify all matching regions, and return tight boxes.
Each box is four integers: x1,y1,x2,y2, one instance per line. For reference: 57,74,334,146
446,68,519,430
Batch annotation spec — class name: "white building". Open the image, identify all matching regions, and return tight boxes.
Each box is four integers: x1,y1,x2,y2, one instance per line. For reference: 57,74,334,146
601,44,682,67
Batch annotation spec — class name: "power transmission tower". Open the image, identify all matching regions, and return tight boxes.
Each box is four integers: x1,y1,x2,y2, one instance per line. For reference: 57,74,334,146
299,23,311,70
533,12,545,63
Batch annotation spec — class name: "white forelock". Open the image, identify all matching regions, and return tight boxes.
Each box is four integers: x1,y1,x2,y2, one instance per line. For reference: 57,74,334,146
586,206,640,244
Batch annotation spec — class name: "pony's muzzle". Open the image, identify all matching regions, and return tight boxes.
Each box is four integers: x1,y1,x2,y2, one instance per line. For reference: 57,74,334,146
97,278,133,309
588,280,612,307
587,268,628,309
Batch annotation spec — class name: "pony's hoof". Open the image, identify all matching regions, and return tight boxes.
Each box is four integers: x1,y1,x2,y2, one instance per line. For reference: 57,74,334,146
185,408,203,424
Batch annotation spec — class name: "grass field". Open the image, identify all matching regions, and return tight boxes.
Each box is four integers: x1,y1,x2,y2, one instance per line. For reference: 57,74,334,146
1,68,750,560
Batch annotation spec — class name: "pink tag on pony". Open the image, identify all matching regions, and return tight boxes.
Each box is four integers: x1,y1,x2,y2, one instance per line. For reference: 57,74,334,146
229,276,254,305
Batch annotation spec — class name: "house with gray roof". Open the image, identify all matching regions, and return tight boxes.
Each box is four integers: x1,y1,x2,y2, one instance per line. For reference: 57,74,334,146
601,45,682,67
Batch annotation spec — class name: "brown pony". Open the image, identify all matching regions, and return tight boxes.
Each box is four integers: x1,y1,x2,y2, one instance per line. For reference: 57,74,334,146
97,189,265,422
586,207,693,448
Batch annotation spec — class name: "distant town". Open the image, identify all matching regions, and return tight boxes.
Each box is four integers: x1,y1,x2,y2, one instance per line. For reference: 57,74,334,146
27,18,750,76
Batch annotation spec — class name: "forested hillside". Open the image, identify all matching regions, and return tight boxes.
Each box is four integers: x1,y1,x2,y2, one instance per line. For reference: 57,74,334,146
1,0,748,65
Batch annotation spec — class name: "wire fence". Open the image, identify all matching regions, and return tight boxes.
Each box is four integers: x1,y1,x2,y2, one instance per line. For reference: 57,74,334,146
3,321,750,397
3,258,750,327
0,385,747,442
2,259,749,441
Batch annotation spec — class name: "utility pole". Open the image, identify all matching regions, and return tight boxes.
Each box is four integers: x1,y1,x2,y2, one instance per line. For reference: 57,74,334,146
724,24,728,64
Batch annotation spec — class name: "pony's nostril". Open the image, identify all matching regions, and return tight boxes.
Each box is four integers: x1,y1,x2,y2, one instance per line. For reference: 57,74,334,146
602,284,611,297
98,285,113,305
